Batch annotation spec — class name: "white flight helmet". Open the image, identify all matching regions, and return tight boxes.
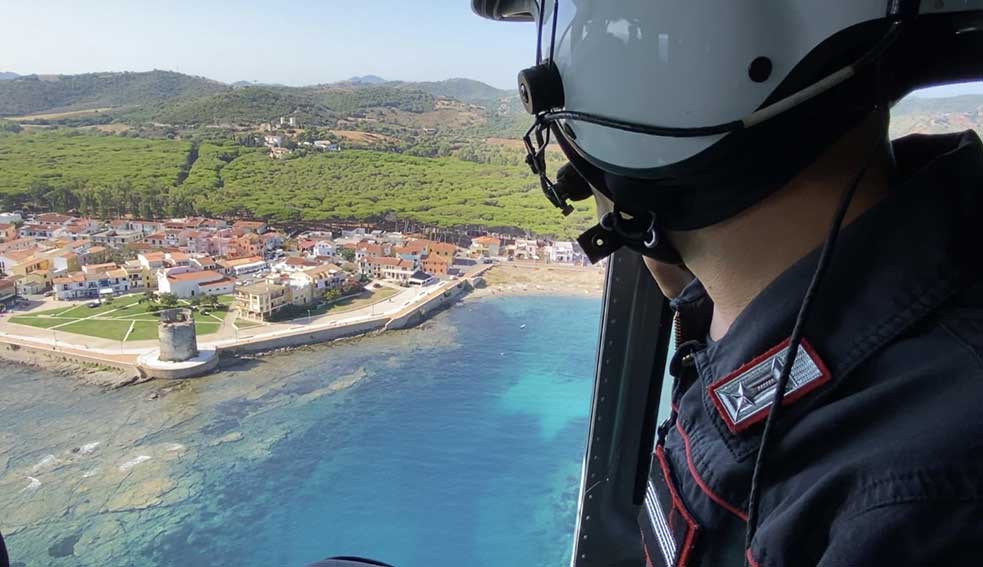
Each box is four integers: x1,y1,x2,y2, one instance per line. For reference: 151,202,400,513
475,0,983,261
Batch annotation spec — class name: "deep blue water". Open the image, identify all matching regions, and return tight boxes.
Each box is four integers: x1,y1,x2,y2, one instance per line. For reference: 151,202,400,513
150,295,602,567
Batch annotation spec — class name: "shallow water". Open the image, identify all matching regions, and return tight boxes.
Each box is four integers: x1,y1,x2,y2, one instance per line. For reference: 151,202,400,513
0,295,601,567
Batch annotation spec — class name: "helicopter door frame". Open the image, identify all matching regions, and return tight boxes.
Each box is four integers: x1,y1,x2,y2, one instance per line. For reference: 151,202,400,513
570,250,674,567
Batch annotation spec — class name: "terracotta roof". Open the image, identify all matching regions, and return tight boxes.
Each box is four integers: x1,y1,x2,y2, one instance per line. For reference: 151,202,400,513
233,220,266,230
198,277,234,288
473,236,501,246
167,270,225,282
83,263,117,273
284,257,316,266
304,263,343,275
357,243,384,255
219,256,264,267
54,273,85,284
366,256,404,267
430,242,457,254
5,248,41,262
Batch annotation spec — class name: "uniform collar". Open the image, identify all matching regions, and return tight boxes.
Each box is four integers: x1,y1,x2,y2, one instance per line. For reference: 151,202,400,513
693,131,983,411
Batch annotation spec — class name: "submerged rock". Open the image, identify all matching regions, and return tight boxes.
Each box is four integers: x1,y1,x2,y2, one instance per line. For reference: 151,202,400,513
47,533,81,558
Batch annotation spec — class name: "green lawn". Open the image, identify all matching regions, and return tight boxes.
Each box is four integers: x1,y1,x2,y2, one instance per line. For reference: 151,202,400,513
25,305,81,317
9,316,70,329
8,293,224,342
58,319,135,341
110,302,161,319
124,321,160,342
194,321,220,336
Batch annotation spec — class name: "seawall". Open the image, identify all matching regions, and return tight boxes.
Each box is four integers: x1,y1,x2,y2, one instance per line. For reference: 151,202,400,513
0,270,487,380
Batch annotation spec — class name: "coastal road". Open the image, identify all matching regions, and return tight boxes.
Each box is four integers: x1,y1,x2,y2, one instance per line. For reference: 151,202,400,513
0,268,489,359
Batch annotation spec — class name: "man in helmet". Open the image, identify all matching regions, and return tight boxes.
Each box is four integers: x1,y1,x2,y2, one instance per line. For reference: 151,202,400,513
477,1,983,566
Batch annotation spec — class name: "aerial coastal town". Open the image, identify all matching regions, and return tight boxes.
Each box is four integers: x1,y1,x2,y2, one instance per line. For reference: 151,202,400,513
0,211,588,312
0,210,596,380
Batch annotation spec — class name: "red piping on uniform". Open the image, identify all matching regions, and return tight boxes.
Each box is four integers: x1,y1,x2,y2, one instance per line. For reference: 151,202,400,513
745,548,762,567
655,446,698,567
640,531,655,567
707,338,831,433
674,421,749,522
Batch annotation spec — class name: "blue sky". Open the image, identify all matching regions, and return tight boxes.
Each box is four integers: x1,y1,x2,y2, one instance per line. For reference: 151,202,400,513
0,0,535,89
1,0,981,97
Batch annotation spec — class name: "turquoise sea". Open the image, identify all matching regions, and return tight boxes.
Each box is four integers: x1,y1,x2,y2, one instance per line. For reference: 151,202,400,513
0,294,602,567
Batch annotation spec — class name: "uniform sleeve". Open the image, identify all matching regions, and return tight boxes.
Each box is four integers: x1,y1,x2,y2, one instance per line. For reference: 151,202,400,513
819,500,983,567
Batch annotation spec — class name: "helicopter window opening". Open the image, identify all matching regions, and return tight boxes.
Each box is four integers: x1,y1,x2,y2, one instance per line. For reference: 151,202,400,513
890,82,983,139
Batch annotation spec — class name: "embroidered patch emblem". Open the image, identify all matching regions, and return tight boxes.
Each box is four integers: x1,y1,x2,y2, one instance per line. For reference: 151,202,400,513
708,338,830,433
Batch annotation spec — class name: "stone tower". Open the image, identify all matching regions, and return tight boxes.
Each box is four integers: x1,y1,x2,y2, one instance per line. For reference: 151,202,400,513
158,308,198,362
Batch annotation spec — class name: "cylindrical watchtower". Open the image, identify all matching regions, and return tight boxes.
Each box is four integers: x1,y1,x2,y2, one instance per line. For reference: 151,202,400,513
158,308,198,362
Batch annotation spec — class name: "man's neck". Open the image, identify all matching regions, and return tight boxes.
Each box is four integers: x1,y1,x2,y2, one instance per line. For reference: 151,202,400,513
671,118,893,341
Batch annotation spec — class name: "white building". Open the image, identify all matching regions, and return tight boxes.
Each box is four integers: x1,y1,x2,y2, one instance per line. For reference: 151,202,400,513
312,240,336,259
0,212,22,224
157,267,233,299
548,241,575,264
52,268,130,300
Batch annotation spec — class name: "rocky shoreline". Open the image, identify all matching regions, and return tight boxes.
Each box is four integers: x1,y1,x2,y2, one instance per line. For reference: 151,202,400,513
0,343,144,389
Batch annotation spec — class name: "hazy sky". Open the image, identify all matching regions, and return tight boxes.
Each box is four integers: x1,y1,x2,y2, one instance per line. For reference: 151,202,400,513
2,0,981,96
1,0,535,89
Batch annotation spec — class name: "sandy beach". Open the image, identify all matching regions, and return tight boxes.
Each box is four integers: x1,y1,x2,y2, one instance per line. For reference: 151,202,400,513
473,262,606,298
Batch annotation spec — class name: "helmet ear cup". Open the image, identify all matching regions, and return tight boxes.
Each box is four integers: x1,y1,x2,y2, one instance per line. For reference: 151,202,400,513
517,63,565,115
554,163,594,203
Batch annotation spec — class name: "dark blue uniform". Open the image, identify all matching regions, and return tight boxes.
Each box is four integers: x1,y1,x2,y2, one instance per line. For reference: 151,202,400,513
641,131,983,567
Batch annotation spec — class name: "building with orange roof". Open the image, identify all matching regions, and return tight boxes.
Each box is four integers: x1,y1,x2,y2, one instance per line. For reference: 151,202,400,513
157,268,233,299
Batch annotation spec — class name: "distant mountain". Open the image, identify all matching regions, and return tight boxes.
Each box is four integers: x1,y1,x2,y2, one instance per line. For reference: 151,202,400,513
0,69,527,140
891,94,983,138
0,72,18,81
232,80,287,88
395,78,513,105
0,70,228,116
347,75,387,85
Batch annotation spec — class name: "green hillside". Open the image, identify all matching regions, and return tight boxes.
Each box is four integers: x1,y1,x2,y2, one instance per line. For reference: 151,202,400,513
120,87,337,126
0,70,228,116
0,131,591,237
